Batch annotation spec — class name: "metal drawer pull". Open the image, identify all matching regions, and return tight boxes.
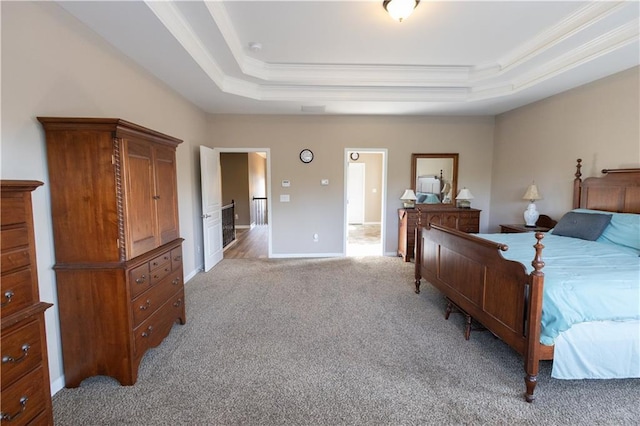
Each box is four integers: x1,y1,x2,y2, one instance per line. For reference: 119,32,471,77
173,255,182,261
173,298,183,308
2,344,30,364
1,396,28,421
139,300,151,311
141,326,153,338
1,290,14,307
135,275,146,284
172,278,180,285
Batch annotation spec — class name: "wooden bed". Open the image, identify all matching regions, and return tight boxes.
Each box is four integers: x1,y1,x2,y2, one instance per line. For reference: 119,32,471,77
414,159,640,402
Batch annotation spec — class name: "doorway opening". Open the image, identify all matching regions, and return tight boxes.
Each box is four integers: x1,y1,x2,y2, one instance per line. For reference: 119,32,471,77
200,147,271,271
344,149,387,256
220,150,270,260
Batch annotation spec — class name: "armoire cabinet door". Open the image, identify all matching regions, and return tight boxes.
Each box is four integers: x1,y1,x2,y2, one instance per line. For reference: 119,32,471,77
154,145,180,246
123,139,180,259
124,139,158,258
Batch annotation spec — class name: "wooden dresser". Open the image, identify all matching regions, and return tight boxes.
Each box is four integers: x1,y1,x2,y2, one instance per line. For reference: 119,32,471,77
1,180,54,424
398,207,480,262
38,117,186,388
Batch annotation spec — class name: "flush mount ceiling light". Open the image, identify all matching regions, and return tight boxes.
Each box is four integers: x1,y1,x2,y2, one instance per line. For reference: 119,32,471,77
383,0,420,22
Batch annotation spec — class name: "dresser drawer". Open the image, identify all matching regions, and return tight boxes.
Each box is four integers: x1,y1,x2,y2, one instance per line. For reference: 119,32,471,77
1,227,29,252
133,289,185,357
0,197,26,226
1,247,31,275
0,366,47,426
149,251,171,271
458,213,479,233
1,319,43,389
149,261,172,285
131,268,184,328
1,268,36,318
170,247,183,271
129,263,150,300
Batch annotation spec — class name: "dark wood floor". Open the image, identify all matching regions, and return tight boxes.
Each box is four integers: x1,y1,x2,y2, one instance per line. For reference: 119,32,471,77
224,225,268,259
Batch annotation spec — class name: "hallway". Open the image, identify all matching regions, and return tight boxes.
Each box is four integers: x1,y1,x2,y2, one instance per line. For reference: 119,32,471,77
224,225,268,259
223,224,382,259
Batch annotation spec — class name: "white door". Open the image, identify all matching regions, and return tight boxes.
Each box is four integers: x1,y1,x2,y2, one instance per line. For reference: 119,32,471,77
200,146,223,271
347,163,365,224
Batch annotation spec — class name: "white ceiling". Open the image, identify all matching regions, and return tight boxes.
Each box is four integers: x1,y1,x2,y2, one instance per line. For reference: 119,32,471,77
59,1,640,116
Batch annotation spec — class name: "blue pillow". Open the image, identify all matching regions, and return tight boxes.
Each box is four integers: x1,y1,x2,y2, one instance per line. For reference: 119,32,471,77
573,209,640,252
552,211,612,241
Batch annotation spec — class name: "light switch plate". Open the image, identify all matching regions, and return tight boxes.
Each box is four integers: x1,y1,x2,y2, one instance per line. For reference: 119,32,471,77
321,179,329,186
282,180,290,187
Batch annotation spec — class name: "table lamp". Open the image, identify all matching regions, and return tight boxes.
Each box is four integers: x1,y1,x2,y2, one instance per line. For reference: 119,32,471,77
523,183,542,227
456,187,474,209
400,189,417,208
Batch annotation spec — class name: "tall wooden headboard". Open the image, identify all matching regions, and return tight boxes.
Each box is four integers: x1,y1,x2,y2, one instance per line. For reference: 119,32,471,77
572,158,640,213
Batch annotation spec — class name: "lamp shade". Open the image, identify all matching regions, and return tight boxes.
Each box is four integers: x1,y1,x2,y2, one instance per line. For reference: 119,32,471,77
441,182,451,194
456,188,474,200
400,189,417,201
522,184,542,201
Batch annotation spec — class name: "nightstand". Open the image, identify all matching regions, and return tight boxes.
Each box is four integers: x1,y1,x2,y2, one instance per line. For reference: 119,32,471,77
500,224,551,234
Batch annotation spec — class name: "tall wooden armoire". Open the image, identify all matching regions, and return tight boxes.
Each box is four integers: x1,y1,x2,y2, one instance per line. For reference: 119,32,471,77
38,117,185,387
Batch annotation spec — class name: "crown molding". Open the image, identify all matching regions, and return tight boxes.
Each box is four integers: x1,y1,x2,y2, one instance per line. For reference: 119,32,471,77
146,1,639,104
145,1,225,85
494,1,627,73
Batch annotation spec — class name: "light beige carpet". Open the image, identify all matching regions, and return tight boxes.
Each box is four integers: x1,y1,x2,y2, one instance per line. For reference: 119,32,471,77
53,257,639,425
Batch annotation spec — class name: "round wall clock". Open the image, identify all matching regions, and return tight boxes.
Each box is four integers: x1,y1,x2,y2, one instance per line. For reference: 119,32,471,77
350,152,360,161
300,149,314,163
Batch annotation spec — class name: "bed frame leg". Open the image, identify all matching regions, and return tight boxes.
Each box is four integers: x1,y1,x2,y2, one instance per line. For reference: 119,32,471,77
414,279,421,294
524,374,537,403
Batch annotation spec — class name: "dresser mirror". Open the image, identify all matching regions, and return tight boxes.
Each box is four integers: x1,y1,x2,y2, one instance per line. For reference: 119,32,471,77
410,153,459,206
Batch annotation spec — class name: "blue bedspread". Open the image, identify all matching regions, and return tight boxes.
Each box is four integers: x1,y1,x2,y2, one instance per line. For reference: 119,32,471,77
479,233,640,345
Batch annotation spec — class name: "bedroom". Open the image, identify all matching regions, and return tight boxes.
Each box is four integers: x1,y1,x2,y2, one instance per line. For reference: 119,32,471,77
1,1,638,422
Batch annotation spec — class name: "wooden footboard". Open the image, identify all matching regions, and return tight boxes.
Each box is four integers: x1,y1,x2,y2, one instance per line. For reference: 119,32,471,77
414,223,551,402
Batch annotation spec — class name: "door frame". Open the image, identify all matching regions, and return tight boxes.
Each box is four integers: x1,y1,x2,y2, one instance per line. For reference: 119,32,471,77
216,147,272,258
343,148,387,256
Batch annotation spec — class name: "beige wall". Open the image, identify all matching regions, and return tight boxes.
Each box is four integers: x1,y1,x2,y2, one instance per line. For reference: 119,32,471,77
1,2,209,393
206,115,496,255
248,152,267,225
221,153,251,226
490,67,640,231
351,152,384,223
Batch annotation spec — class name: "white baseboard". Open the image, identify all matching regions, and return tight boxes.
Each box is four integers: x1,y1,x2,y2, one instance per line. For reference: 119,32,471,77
51,376,65,396
270,252,345,258
184,266,202,283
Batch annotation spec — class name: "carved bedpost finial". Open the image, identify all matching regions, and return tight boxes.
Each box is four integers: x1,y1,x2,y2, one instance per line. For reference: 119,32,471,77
531,232,545,275
573,159,583,209
416,206,422,227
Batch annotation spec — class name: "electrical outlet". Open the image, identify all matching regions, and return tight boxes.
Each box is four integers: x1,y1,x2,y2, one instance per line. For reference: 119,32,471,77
235,213,239,219
313,233,319,242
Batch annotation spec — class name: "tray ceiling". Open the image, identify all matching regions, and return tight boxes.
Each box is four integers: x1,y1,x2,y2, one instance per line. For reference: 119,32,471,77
58,1,640,115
